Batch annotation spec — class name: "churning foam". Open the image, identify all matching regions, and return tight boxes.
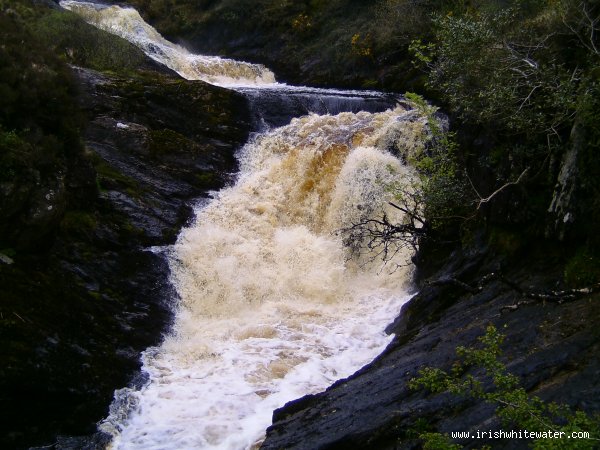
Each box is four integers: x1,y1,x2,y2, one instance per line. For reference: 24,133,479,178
99,107,427,449
59,1,276,86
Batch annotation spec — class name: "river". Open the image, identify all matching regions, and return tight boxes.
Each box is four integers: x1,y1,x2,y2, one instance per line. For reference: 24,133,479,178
61,2,426,448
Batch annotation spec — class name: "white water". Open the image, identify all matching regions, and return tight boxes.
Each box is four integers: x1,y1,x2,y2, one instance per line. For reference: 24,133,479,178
59,1,276,86
61,3,430,448
98,108,426,450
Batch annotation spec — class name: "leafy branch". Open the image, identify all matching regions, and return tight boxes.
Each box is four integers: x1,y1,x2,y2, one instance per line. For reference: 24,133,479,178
409,325,600,449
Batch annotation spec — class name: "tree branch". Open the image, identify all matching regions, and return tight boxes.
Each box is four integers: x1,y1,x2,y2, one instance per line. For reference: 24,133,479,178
425,272,598,311
475,167,529,210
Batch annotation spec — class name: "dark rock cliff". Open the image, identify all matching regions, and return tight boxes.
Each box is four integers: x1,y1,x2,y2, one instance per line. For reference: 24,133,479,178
0,63,251,449
261,240,600,449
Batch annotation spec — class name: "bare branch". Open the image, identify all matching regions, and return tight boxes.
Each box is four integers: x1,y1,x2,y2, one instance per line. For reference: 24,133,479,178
426,272,499,293
389,201,426,225
517,84,541,112
562,1,600,57
476,167,529,210
499,276,600,305
425,272,598,311
465,171,482,200
337,209,427,268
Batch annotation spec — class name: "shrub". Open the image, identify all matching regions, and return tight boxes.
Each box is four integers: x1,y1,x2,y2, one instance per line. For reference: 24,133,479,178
413,4,579,138
402,93,470,228
410,325,600,449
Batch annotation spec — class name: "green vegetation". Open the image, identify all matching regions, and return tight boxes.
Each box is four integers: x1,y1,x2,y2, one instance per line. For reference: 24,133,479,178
60,210,97,239
0,129,34,182
0,6,82,152
127,0,400,88
413,4,577,134
32,9,147,72
402,92,469,228
564,248,600,288
0,1,84,248
410,325,600,449
408,1,599,244
1,0,149,72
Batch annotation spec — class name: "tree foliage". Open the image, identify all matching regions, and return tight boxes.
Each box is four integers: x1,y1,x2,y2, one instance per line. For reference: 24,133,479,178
0,4,83,169
348,0,600,264
411,1,600,141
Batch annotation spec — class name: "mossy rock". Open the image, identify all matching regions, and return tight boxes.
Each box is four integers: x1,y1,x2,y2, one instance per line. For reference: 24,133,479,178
488,227,524,257
149,128,200,156
31,8,147,73
60,210,97,239
90,153,142,195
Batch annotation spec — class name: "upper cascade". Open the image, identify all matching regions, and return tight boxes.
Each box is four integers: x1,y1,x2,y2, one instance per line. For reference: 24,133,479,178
59,0,277,86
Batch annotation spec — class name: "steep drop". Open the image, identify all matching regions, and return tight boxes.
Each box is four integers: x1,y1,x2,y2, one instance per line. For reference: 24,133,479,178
100,108,427,449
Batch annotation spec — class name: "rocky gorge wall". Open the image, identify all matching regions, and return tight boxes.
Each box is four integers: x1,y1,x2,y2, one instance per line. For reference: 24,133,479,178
0,4,252,446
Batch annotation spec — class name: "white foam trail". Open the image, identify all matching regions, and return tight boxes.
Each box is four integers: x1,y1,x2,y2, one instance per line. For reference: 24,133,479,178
99,107,427,449
59,0,276,86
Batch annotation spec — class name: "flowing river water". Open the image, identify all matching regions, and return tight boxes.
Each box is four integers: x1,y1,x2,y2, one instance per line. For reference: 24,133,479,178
61,2,428,448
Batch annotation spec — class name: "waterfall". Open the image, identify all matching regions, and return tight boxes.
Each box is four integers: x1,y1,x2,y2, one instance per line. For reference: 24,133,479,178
100,108,425,450
59,1,276,86
61,2,430,448
236,85,401,129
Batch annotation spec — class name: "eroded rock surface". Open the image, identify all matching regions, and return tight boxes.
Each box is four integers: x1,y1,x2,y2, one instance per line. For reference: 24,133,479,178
0,66,251,449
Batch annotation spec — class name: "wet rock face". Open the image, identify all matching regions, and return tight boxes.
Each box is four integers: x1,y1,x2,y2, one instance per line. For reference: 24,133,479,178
0,67,251,449
261,244,600,450
76,67,251,246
